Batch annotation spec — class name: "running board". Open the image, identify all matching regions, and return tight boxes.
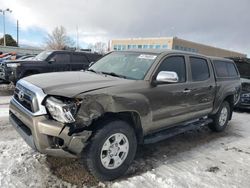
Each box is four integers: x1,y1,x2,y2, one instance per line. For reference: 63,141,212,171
144,118,213,144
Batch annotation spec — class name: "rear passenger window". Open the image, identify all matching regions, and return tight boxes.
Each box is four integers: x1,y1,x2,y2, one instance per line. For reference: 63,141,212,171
51,54,70,63
71,54,88,63
157,56,186,83
226,62,238,77
213,61,238,77
190,57,210,81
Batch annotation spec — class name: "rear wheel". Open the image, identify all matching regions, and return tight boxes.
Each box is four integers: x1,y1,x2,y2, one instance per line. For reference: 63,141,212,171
209,101,231,132
83,119,137,181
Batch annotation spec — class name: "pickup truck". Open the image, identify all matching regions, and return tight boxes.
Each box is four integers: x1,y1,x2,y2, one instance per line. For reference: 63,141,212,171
9,50,241,181
0,50,102,83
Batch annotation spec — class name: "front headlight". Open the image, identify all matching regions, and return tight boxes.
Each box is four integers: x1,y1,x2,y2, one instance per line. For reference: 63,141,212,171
6,63,20,68
45,96,80,123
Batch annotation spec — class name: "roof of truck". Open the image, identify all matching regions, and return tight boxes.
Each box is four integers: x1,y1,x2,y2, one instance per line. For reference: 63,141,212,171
118,49,235,62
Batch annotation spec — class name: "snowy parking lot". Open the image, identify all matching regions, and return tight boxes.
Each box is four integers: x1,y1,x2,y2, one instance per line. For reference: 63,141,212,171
1,90,250,188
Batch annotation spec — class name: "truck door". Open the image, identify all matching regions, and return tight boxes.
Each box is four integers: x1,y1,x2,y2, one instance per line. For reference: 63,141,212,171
186,56,216,116
47,53,71,72
143,55,193,132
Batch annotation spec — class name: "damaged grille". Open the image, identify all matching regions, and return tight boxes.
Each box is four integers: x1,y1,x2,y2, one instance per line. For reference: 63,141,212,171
14,83,39,113
0,62,5,79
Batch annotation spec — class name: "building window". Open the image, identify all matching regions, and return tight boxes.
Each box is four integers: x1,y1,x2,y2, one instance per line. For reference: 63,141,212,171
117,45,122,51
138,45,142,49
143,45,149,49
121,45,126,50
132,45,137,49
155,45,161,49
128,45,132,49
184,47,187,51
180,46,184,51
174,45,179,50
149,45,154,49
162,44,168,49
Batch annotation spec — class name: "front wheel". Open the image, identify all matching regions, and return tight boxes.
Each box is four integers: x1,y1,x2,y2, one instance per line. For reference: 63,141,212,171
209,101,231,132
83,119,137,181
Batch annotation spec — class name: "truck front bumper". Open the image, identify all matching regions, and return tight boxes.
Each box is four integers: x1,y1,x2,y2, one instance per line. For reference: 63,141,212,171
237,94,250,109
9,97,92,158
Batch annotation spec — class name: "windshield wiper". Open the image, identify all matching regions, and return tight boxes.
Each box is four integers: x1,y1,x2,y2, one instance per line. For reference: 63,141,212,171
87,69,97,73
101,71,127,79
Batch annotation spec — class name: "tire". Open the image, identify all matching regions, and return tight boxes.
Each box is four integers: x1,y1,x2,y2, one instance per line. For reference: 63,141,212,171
83,119,137,181
209,101,231,132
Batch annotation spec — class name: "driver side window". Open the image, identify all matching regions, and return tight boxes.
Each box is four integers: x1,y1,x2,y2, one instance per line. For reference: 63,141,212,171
156,56,186,83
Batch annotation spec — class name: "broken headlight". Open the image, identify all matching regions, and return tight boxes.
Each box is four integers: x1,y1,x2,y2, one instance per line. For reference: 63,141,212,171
45,96,80,123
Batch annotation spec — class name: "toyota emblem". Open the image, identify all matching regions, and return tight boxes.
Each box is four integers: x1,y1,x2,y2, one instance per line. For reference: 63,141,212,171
18,90,25,101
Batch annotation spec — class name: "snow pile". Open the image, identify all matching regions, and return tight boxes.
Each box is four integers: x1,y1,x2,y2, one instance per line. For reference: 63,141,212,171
0,138,74,187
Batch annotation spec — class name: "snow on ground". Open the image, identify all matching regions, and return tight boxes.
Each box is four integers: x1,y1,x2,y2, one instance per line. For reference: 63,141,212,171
0,96,11,118
1,92,250,188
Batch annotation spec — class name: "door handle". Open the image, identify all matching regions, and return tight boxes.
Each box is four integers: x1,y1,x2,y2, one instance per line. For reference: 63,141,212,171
183,89,191,93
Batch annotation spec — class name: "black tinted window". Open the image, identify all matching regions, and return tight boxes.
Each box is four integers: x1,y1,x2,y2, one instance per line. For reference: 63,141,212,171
50,53,70,63
226,62,238,77
214,61,238,77
190,57,210,81
157,56,186,82
71,54,88,63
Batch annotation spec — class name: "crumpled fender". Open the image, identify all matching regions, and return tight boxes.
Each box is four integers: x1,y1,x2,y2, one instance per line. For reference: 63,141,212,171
75,93,152,133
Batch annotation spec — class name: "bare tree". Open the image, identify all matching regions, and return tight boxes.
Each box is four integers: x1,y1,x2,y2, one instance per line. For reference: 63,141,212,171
45,26,74,50
88,42,107,54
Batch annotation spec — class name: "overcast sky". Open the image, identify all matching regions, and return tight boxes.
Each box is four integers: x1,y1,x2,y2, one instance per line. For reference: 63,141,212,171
0,0,249,56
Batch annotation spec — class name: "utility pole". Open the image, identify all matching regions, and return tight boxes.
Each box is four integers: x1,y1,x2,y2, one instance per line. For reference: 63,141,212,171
0,8,12,46
16,20,19,47
76,25,79,50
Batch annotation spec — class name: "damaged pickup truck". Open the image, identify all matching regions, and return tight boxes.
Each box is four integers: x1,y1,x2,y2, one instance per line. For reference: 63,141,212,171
9,50,241,180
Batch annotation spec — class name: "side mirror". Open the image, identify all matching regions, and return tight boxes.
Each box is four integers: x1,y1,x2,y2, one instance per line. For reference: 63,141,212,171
89,61,95,67
48,58,55,64
155,71,179,84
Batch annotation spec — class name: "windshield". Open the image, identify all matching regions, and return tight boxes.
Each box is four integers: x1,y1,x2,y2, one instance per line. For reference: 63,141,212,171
89,52,157,80
34,51,52,61
235,62,250,79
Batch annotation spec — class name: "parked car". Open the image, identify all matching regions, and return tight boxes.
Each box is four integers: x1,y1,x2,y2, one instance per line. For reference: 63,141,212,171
9,50,241,180
231,58,250,109
0,50,102,83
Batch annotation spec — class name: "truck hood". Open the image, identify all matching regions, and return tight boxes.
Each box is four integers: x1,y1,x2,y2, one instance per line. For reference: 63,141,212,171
22,71,134,97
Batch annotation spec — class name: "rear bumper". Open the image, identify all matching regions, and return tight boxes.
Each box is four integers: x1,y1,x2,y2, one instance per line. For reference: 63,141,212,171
9,97,92,158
